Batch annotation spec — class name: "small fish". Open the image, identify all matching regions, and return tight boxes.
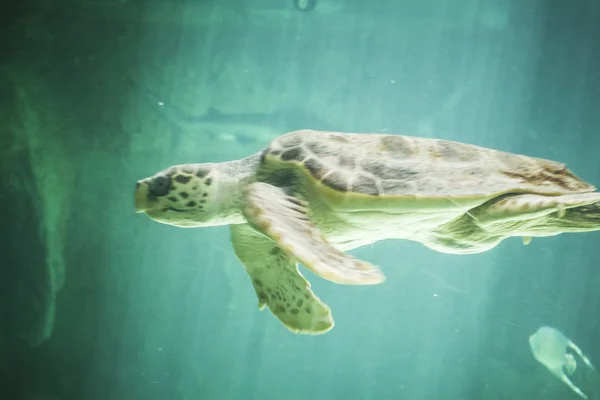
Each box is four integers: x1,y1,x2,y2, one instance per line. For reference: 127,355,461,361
529,326,595,399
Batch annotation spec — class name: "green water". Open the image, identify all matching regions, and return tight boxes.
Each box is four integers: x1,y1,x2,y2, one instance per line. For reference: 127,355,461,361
2,0,600,399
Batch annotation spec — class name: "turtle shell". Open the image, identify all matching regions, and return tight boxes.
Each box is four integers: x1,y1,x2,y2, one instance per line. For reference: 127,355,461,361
262,130,595,211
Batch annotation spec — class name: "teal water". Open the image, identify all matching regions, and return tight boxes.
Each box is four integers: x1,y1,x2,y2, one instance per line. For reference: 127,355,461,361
2,1,600,399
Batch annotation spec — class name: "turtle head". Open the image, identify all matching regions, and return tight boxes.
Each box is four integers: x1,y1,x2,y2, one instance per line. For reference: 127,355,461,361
135,163,245,227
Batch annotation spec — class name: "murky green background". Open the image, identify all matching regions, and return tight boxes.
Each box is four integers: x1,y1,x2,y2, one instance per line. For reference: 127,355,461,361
2,1,600,399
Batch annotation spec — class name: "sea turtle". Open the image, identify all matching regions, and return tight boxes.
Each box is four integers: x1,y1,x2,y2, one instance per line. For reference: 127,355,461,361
134,130,600,334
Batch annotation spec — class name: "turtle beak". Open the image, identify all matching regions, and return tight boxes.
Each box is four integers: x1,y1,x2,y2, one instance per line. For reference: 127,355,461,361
134,181,150,213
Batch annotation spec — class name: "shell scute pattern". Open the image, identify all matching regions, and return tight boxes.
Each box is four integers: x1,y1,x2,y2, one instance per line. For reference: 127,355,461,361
305,140,330,155
353,175,380,196
281,147,305,162
426,140,483,162
381,179,413,195
361,159,419,181
499,159,592,192
379,135,419,157
338,154,356,169
278,132,304,148
265,130,595,198
304,158,327,180
322,172,350,193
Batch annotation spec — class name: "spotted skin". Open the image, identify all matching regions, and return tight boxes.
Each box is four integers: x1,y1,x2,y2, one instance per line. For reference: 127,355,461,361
134,164,222,227
231,223,333,334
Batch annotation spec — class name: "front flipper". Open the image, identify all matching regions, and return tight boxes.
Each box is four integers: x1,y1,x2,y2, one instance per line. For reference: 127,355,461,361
242,182,385,285
231,223,334,334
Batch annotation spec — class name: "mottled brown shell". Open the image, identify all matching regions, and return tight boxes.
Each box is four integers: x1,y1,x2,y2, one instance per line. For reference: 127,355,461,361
263,130,595,209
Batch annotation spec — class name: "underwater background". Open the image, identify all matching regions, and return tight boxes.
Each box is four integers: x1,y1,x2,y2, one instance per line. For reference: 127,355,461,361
2,0,600,399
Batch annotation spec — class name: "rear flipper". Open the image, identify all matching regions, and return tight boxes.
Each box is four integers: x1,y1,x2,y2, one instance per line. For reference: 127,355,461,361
471,193,600,224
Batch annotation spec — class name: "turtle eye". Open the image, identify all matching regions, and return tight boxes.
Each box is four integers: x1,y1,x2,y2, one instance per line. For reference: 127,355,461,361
149,175,171,197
